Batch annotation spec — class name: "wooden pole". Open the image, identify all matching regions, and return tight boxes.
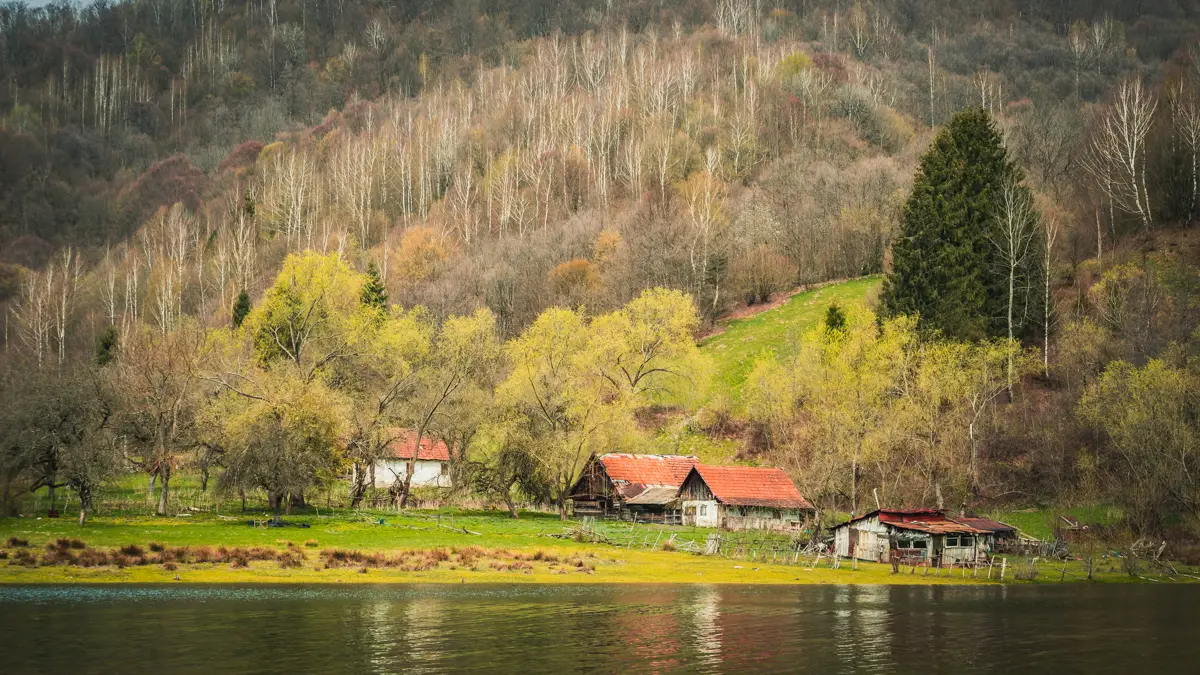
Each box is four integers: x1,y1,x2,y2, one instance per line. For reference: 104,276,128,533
1000,557,1007,581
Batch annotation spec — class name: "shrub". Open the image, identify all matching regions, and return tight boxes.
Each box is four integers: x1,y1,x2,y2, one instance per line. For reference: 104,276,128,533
193,546,218,563
148,542,165,552
77,549,110,567
119,544,145,557
455,546,483,566
162,562,178,571
304,539,319,548
276,550,304,569
41,549,77,566
7,537,29,547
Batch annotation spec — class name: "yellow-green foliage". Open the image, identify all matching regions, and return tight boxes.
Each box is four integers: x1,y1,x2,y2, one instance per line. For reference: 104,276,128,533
245,251,369,368
744,301,1039,508
777,51,813,82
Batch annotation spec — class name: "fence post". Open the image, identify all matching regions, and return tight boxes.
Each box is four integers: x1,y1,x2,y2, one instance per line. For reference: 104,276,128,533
1001,557,1007,581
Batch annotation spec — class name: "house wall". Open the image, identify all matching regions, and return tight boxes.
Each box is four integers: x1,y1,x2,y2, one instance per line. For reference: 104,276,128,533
834,516,890,561
368,459,449,488
939,534,991,564
683,500,719,527
721,506,806,531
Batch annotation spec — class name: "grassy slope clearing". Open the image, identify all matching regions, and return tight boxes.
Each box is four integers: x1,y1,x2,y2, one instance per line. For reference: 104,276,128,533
701,277,882,405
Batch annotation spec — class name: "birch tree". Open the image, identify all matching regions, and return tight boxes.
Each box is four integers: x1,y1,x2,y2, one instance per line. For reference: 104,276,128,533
1083,78,1158,232
989,179,1038,395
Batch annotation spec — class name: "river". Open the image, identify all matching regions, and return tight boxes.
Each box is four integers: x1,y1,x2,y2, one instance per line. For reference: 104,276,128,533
1,584,1196,673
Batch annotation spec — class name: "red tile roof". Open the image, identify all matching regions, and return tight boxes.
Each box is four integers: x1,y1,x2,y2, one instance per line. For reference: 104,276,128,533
598,453,699,488
687,465,813,510
387,429,450,462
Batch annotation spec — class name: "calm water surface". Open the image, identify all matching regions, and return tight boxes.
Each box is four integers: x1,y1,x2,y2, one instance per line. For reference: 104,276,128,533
1,584,1196,674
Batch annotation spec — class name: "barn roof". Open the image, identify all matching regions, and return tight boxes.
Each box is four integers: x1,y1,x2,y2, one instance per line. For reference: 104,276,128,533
952,515,1017,534
684,465,814,510
832,508,1007,535
387,429,450,462
598,453,699,488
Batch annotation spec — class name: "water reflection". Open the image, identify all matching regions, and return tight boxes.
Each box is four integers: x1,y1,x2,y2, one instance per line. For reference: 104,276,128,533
690,586,722,669
2,584,1199,674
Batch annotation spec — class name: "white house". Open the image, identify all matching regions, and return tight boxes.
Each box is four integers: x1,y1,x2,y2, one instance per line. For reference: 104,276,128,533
678,465,814,530
358,430,451,489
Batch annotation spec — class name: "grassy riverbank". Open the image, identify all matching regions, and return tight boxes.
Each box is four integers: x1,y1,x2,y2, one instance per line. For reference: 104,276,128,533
2,509,1194,585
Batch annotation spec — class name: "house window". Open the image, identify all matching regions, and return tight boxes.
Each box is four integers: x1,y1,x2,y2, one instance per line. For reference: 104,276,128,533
960,536,974,548
699,504,707,516
440,462,449,475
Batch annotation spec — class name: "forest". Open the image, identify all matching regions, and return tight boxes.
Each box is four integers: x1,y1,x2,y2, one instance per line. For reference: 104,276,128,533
0,0,1198,549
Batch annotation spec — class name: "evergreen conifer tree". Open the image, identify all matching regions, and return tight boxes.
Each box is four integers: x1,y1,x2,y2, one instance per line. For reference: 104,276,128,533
361,262,388,315
825,302,847,333
232,290,251,328
882,108,1034,341
94,326,119,366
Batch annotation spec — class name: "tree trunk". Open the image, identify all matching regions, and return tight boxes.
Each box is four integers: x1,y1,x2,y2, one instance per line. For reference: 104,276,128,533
156,469,170,516
503,477,519,519
78,485,91,527
47,484,56,513
398,460,416,508
1007,262,1015,397
350,461,368,508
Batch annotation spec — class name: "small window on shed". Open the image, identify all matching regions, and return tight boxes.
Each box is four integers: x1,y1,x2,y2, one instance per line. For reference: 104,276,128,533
440,462,449,474
945,536,959,547
699,504,707,516
912,540,928,549
960,536,974,547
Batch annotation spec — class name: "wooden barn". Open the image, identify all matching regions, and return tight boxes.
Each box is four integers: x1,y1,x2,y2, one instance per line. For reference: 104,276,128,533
677,465,814,530
567,453,699,522
831,509,1016,566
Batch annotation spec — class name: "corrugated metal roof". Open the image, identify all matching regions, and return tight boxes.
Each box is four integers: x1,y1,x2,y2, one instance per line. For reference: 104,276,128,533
624,486,681,506
687,465,814,509
833,508,1011,535
951,515,1017,533
387,429,451,462
598,453,698,487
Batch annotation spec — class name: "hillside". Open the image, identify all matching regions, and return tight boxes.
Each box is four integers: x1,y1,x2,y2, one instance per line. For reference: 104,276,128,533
701,276,882,405
1,1,1199,545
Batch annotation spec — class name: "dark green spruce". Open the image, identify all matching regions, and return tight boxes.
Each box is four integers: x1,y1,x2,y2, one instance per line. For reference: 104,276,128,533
94,325,119,366
882,108,1037,342
232,290,251,329
361,262,388,315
